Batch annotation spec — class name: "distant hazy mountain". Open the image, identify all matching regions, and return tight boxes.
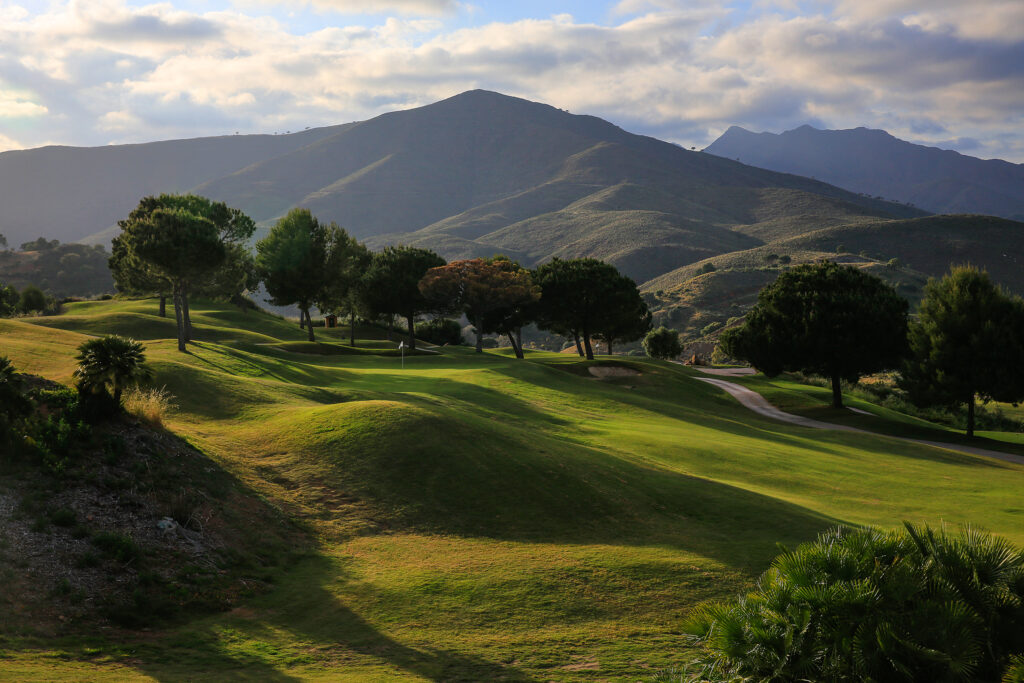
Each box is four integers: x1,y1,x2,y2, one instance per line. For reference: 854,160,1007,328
0,125,349,248
705,125,1024,220
0,90,922,284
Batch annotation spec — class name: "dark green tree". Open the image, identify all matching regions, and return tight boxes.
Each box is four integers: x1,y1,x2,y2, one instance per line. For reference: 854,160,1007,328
478,257,541,359
359,246,445,351
74,335,151,405
0,282,20,316
592,275,651,354
112,194,256,322
642,327,682,360
900,266,1024,437
0,356,32,450
720,261,908,408
534,258,648,360
109,234,171,316
256,208,328,342
18,284,49,314
316,224,371,346
132,209,226,351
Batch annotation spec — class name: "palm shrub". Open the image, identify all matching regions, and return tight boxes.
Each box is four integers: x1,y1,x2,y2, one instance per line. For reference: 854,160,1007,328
684,523,1024,682
74,335,151,412
0,356,32,449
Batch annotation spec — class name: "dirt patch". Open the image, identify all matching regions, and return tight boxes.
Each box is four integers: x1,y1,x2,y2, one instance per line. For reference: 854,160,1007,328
588,366,641,379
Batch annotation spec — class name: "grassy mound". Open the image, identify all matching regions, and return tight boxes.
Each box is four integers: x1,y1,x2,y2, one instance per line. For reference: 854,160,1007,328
3,297,1024,681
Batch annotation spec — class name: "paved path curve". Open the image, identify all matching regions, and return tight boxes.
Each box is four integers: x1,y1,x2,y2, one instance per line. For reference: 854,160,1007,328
696,376,1024,467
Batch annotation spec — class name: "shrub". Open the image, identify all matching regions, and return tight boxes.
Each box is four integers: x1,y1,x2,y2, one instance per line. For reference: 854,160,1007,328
642,327,682,360
18,285,50,314
685,523,1024,682
92,531,140,564
123,385,176,427
696,263,717,275
778,255,791,264
700,321,722,336
415,318,463,346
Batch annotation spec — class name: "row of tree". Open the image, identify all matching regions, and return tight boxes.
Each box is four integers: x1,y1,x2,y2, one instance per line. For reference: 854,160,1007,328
0,283,56,317
110,197,654,358
721,261,1024,436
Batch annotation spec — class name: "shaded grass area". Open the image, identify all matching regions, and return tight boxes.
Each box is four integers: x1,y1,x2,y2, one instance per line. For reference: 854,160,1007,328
3,297,1024,680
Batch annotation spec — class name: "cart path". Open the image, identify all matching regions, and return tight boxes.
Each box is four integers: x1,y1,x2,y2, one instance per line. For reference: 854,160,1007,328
696,376,1024,467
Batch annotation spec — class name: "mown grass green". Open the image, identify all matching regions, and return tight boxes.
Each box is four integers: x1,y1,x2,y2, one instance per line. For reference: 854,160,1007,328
3,297,1024,681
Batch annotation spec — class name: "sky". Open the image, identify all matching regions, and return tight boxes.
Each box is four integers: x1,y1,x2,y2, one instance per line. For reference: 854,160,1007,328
0,0,1022,161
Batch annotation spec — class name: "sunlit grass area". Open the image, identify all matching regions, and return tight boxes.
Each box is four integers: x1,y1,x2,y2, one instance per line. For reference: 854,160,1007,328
3,297,1024,680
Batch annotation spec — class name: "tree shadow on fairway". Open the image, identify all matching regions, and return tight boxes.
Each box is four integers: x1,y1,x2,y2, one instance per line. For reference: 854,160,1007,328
127,555,539,682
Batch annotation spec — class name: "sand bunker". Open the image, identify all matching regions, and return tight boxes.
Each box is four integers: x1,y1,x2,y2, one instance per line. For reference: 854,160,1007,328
588,365,641,378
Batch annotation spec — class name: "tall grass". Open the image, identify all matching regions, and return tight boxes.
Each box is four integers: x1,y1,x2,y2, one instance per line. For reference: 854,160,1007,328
123,385,176,427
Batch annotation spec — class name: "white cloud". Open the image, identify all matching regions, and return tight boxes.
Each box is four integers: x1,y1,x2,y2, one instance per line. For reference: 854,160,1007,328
0,0,1020,162
235,0,459,16
0,91,48,118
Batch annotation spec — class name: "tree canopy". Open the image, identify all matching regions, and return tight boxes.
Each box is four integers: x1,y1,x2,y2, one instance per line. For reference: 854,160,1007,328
642,327,682,360
419,256,539,356
533,258,649,360
720,261,908,408
900,266,1024,436
112,194,254,350
256,208,328,342
359,245,445,350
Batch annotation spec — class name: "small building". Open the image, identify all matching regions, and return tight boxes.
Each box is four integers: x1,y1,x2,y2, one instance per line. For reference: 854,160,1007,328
325,314,338,328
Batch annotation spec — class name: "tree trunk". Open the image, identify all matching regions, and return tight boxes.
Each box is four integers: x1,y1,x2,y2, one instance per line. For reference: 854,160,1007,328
582,322,595,360
606,339,613,355
299,311,305,329
507,332,524,359
967,395,975,438
386,315,393,341
830,374,843,409
350,310,356,346
516,327,523,354
158,294,166,318
475,314,484,353
182,284,192,342
572,331,584,357
303,308,315,342
406,315,416,350
172,284,186,352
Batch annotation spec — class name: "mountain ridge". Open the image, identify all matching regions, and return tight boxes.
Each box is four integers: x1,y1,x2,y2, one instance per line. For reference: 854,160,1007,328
705,125,1024,219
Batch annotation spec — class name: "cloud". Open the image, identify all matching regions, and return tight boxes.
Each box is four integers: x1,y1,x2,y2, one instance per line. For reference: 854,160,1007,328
0,0,1020,163
236,0,459,16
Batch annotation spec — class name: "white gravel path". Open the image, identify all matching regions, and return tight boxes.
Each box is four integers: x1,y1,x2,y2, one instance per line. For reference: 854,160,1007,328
696,376,1024,467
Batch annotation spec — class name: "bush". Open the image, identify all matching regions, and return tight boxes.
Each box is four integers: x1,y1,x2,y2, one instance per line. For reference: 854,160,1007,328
92,531,140,564
415,318,463,346
18,285,50,314
642,327,682,360
685,523,1024,682
696,263,717,275
123,385,176,427
700,321,722,336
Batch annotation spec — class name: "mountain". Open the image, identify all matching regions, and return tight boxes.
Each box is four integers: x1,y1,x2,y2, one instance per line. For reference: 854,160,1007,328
0,124,349,248
0,90,921,285
192,90,921,282
705,125,1024,220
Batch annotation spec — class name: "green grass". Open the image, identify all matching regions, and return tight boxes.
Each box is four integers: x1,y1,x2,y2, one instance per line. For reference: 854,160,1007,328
4,297,1024,681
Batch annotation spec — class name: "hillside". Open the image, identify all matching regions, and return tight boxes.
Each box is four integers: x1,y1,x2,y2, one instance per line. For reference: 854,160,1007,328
194,90,922,283
642,214,1024,341
3,299,1024,680
0,90,922,285
0,125,349,247
705,125,1024,220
